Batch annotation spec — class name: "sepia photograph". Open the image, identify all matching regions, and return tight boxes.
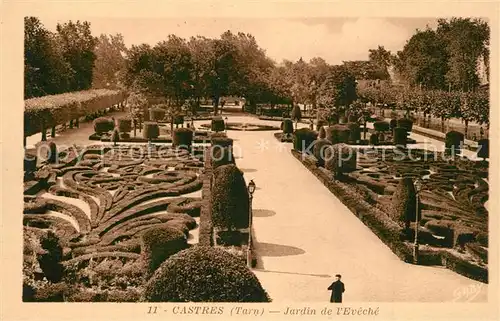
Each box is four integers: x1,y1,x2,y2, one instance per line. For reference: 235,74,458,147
1,1,499,320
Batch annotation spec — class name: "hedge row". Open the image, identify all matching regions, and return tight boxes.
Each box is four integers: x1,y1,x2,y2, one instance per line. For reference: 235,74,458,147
24,89,126,136
199,147,214,246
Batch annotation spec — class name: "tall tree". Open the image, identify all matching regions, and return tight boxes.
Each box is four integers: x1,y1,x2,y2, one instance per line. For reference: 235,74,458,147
437,18,489,91
368,46,392,80
56,20,98,91
92,33,127,89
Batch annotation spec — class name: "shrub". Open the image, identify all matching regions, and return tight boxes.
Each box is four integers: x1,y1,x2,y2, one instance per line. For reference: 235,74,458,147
24,153,38,173
390,177,420,230
93,117,114,134
119,132,130,140
313,139,332,167
115,118,132,132
477,139,489,160
211,146,235,169
111,128,120,145
149,108,166,121
211,117,225,132
346,122,361,142
211,136,233,148
369,133,379,146
211,164,249,230
143,122,160,140
39,141,58,163
141,227,188,275
282,118,294,134
393,127,408,146
173,128,193,149
397,118,413,132
324,143,357,178
373,121,390,132
293,128,317,153
390,119,398,130
143,246,271,302
318,126,326,139
325,125,350,144
445,131,464,154
348,114,358,123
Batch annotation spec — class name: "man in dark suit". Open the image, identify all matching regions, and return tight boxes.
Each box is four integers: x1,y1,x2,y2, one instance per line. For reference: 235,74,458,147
327,274,345,303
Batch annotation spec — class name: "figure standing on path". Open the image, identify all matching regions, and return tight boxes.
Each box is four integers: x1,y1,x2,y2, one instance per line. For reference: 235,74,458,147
327,274,345,303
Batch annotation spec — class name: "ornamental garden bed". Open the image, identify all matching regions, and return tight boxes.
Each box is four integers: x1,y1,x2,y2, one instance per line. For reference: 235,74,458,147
200,122,280,131
23,143,268,302
291,146,488,283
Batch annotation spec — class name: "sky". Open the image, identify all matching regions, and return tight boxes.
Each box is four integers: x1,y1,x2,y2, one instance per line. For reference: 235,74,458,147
37,17,439,64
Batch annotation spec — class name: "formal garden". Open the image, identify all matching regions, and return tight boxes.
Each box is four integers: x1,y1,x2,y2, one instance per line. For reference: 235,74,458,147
21,16,490,302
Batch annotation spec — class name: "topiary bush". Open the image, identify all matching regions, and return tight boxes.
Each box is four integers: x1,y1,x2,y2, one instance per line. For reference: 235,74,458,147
211,146,235,169
477,139,489,160
291,105,302,122
373,121,390,132
143,122,160,140
24,153,38,173
324,143,357,178
390,177,420,230
93,117,115,134
282,118,294,134
393,127,408,147
293,128,317,153
143,246,271,302
211,164,249,230
390,119,398,130
445,131,464,155
149,108,166,121
141,227,188,275
397,118,413,132
313,139,332,167
369,133,379,146
173,128,193,149
318,126,326,139
211,116,225,132
325,125,350,144
116,118,132,133
346,122,361,143
211,136,233,149
39,141,58,163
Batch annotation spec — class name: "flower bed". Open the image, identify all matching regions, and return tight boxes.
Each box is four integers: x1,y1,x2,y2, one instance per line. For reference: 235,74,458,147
291,148,488,283
22,144,208,301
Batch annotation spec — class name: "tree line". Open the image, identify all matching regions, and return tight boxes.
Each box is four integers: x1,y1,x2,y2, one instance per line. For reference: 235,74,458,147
25,16,489,126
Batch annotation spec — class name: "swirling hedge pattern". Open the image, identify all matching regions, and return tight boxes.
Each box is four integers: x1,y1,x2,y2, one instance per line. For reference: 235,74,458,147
348,148,488,261
23,145,204,268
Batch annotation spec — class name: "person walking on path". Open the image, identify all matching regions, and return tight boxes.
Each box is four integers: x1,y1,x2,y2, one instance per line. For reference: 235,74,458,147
328,274,345,303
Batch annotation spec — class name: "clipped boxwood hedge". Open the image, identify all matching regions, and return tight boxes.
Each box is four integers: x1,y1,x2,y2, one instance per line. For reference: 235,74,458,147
115,117,132,133
324,143,357,178
173,128,193,149
325,125,350,144
24,89,125,137
141,227,188,275
373,121,390,132
393,127,408,146
477,139,489,160
282,118,294,134
390,119,398,130
143,122,160,140
211,146,235,169
94,117,114,134
211,116,225,132
390,177,420,230
346,122,361,142
397,118,413,132
293,128,317,153
445,131,464,154
211,164,249,230
143,246,271,302
318,126,326,139
313,139,332,167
